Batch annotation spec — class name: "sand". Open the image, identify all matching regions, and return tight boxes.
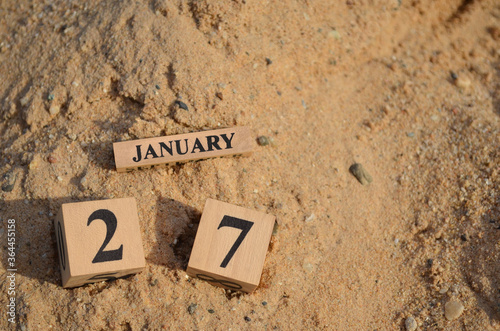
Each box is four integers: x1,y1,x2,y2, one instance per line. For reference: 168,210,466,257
0,0,499,329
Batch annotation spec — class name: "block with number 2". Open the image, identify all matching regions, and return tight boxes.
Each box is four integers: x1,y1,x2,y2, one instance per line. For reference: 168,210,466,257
54,198,145,288
187,199,275,292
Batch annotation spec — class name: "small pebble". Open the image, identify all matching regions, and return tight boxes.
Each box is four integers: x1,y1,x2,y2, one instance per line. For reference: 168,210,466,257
349,163,373,185
57,176,63,182
405,316,417,331
48,155,57,163
406,132,415,138
304,214,315,223
265,57,272,65
29,159,39,170
47,94,55,101
49,104,60,115
2,173,17,192
188,303,198,315
216,92,223,100
445,300,464,321
208,309,215,314
244,316,251,322
439,285,449,294
257,136,270,146
262,301,267,306
175,100,189,111
455,76,471,89
80,175,87,186
155,84,160,90
450,71,458,80
20,96,30,106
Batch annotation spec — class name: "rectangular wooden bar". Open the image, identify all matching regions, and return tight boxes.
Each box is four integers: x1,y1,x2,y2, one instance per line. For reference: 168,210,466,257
113,127,254,172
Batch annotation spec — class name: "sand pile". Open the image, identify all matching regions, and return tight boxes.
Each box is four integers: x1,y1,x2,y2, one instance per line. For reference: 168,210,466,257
1,0,499,329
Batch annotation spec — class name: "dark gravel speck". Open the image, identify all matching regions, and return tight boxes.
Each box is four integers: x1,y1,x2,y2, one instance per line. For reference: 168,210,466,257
349,163,373,185
175,100,189,111
257,136,270,146
188,303,197,315
244,316,251,322
2,173,17,192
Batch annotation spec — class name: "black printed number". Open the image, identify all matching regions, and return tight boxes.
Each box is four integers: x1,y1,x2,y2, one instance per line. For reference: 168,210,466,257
87,209,123,263
217,216,254,268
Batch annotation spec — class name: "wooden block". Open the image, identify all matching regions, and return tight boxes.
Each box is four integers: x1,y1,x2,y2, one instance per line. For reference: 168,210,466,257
187,199,275,293
113,126,253,172
54,198,145,288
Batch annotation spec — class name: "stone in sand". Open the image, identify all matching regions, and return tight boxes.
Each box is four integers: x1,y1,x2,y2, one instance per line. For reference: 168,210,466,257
405,316,417,331
2,173,17,192
444,300,464,321
349,163,373,185
188,303,198,315
257,136,270,146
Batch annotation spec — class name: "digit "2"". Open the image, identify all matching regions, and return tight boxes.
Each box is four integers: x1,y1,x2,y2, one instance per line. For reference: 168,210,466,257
87,209,123,263
217,216,254,268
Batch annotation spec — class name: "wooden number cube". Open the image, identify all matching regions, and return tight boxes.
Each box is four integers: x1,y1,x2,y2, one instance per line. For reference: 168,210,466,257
187,199,275,293
54,197,145,288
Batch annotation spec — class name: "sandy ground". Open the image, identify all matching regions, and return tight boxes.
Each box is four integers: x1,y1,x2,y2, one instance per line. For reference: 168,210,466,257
0,0,499,329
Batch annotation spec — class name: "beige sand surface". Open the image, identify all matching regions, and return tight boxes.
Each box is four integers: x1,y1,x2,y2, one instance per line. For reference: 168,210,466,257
1,0,499,329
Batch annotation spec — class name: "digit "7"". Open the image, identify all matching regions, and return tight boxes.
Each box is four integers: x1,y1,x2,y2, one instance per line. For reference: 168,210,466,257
218,216,254,268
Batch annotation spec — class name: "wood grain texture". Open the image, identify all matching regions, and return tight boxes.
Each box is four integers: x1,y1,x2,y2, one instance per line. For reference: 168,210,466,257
186,199,275,293
113,126,254,172
54,198,145,288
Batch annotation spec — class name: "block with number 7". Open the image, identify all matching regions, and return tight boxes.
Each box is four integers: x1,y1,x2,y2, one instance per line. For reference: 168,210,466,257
54,198,146,288
187,199,275,292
